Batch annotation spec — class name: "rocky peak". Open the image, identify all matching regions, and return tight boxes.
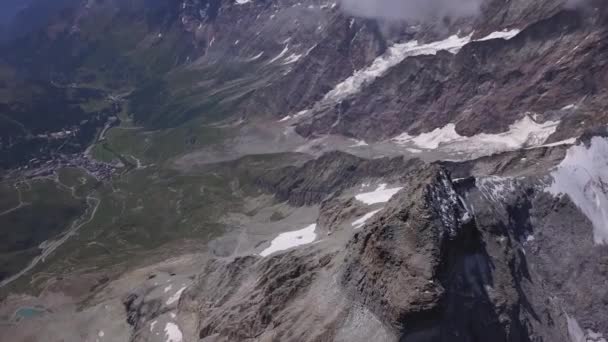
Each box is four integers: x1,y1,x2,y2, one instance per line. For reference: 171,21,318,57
339,165,481,334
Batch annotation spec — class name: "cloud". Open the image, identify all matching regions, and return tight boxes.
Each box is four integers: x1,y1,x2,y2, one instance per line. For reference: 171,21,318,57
339,0,486,22
564,0,590,9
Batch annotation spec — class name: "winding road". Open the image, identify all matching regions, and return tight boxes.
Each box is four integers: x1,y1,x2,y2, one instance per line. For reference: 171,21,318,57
0,195,101,289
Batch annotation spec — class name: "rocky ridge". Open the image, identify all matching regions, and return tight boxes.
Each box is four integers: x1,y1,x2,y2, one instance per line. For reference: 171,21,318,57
170,138,608,342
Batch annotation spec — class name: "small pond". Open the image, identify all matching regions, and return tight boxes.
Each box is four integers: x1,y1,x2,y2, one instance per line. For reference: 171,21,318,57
14,307,46,321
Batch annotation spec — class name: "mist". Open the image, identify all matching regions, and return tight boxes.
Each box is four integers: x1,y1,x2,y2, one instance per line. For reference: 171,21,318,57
339,0,486,23
0,0,34,24
564,0,591,9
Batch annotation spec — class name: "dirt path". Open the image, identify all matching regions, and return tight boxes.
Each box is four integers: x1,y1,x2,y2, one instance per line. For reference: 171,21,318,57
0,183,30,217
0,195,101,289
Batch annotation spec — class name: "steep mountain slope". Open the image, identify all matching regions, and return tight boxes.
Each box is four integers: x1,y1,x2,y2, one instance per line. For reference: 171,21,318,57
175,137,606,342
295,2,608,142
1,0,608,342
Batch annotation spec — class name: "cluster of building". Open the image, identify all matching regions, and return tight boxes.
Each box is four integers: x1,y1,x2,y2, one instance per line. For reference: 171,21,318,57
12,153,118,181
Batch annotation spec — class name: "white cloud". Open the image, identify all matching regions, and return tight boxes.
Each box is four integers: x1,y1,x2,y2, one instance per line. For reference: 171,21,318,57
339,0,485,22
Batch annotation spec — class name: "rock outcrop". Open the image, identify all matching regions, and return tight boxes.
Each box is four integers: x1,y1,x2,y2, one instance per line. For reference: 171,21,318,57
258,151,422,206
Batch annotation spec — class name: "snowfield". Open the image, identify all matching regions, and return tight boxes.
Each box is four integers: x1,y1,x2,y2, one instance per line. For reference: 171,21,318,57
323,29,520,103
392,115,559,159
547,137,608,244
260,224,318,257
164,322,183,342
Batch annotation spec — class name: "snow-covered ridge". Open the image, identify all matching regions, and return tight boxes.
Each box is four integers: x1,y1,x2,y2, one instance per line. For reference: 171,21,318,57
392,115,559,159
547,137,608,245
323,29,520,103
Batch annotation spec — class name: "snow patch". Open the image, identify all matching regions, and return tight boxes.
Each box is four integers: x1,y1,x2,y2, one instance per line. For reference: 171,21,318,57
247,52,264,61
394,124,461,149
268,45,289,64
260,224,317,257
538,137,577,148
547,137,608,244
324,34,471,103
476,29,521,41
164,322,183,342
279,109,310,123
352,209,383,229
323,29,519,103
349,139,369,147
283,53,303,64
166,286,187,305
355,184,403,205
392,115,559,158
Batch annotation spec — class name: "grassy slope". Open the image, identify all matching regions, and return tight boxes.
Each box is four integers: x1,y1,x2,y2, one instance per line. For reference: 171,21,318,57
0,146,309,297
0,0,296,298
94,122,229,165
0,183,19,213
0,179,87,282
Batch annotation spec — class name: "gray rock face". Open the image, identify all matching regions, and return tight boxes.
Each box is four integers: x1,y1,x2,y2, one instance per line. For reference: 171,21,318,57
339,165,537,342
258,151,423,206
176,141,607,342
340,166,465,331
183,252,345,342
182,165,460,342
297,5,608,141
240,14,390,119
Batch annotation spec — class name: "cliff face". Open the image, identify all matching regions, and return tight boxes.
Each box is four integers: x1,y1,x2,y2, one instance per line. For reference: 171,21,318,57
296,5,608,141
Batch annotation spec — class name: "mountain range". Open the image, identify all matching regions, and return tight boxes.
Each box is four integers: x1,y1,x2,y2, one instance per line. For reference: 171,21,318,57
0,1,607,342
